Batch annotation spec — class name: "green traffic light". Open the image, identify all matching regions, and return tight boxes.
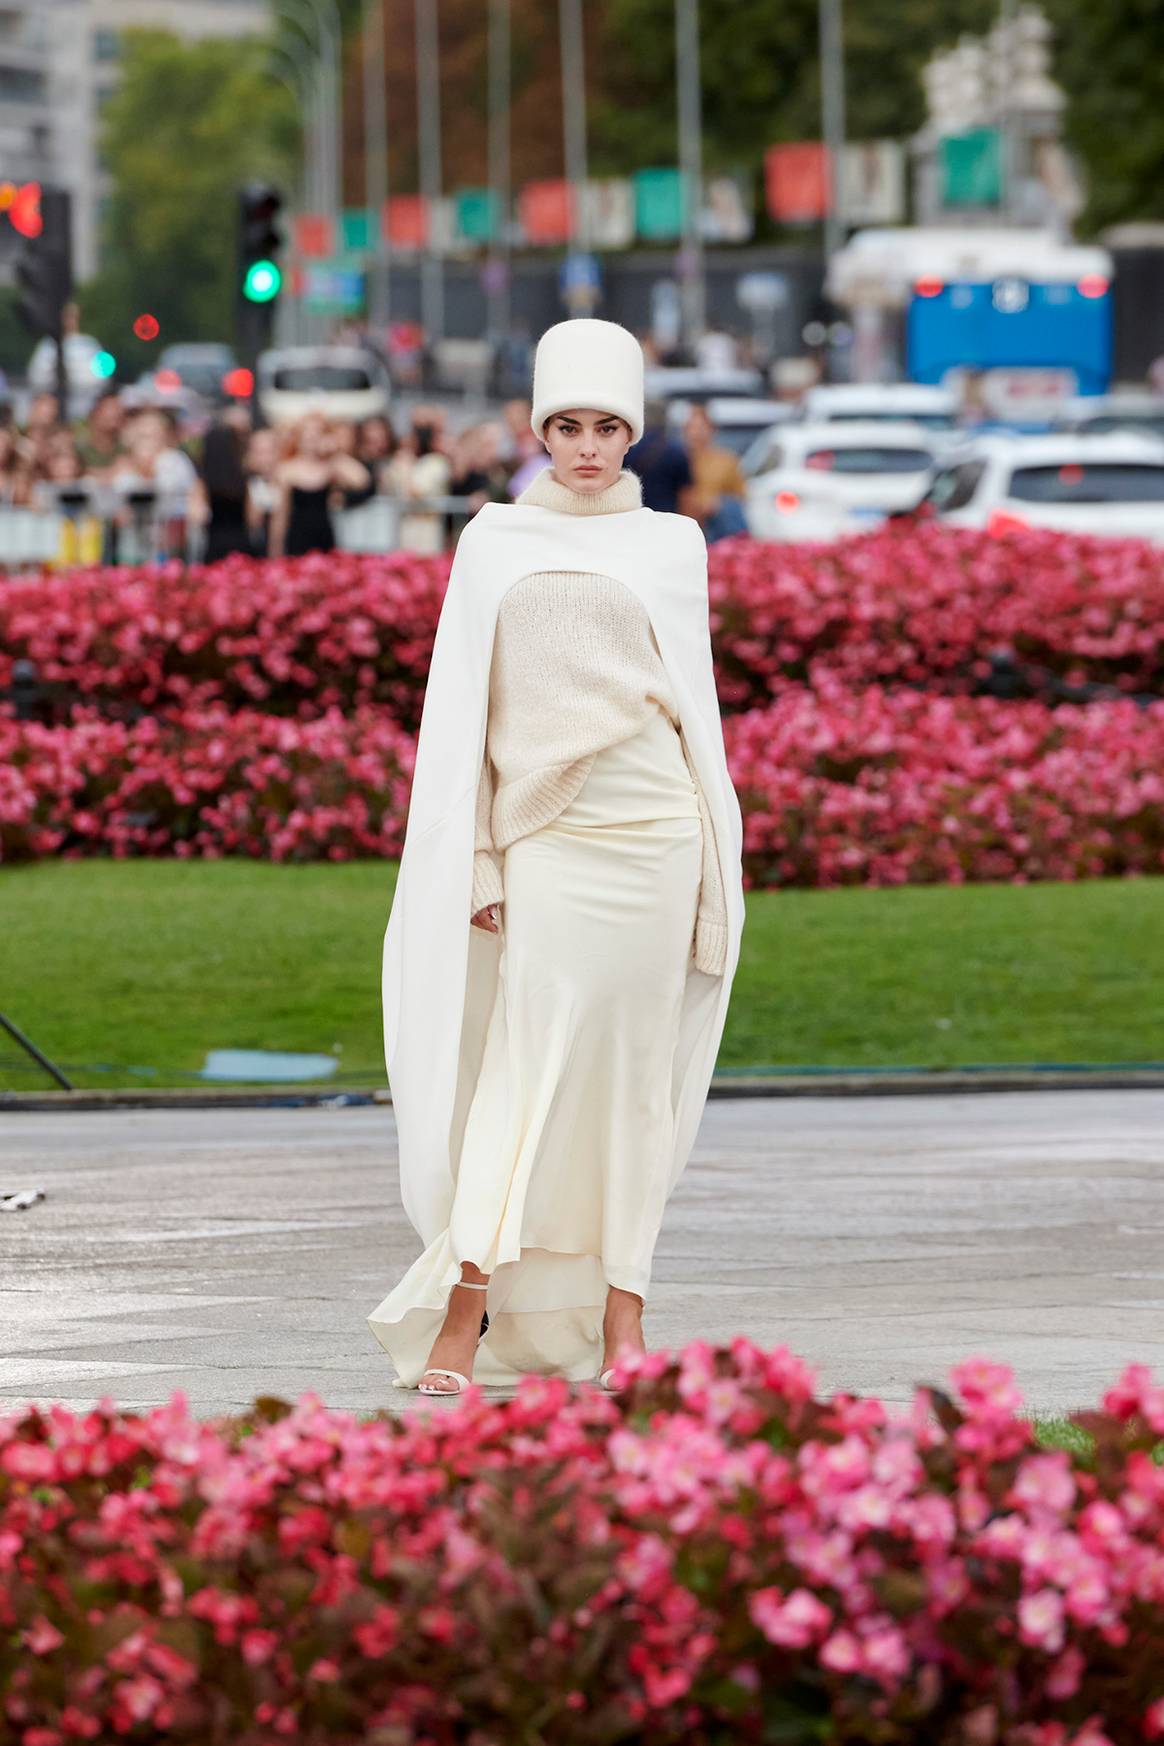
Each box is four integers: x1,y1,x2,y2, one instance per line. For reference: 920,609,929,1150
243,259,282,303
91,351,117,379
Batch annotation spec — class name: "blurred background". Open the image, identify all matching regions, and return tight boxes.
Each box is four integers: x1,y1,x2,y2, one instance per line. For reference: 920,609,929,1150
0,0,1161,560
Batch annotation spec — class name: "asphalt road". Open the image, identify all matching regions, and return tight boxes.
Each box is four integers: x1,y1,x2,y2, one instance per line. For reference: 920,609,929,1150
1,1092,1161,1419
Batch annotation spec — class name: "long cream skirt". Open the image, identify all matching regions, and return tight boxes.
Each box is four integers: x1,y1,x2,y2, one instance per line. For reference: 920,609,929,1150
368,705,703,1388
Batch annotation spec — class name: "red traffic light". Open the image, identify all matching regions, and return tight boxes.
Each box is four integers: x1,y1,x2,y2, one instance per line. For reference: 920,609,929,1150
153,368,182,391
133,313,160,341
222,366,254,398
9,181,42,239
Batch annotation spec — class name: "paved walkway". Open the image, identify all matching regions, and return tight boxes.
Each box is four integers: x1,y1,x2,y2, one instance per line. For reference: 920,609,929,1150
1,1093,1160,1419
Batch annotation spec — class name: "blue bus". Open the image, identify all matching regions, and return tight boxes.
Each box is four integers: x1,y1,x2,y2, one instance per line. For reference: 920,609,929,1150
828,229,1115,418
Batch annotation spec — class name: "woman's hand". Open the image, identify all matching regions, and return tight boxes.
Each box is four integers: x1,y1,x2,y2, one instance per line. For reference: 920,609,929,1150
471,903,501,933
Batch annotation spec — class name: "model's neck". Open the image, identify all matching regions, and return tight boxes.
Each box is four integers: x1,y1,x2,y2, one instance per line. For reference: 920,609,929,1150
515,466,642,516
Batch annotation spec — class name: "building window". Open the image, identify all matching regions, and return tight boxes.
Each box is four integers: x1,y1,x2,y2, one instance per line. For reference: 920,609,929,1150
92,28,120,64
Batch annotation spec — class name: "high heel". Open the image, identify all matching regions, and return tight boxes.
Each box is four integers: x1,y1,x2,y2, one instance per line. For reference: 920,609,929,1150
418,1280,490,1396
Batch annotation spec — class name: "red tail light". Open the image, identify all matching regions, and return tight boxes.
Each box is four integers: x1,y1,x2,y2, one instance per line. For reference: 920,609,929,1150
775,490,800,513
223,367,255,398
1076,275,1108,299
987,508,1030,536
915,277,944,298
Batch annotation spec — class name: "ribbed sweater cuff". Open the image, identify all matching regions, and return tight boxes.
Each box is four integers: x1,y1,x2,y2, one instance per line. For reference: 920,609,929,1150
471,850,505,915
693,914,728,977
492,752,597,850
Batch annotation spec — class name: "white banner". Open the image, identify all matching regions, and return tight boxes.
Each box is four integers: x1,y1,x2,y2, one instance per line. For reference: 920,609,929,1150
839,141,905,225
582,179,636,248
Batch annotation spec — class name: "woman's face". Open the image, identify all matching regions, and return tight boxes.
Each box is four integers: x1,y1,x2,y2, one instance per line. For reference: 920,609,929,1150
543,408,631,494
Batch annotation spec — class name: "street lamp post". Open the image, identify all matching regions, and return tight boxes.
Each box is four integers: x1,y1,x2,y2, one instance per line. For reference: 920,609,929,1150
362,0,390,330
486,0,511,350
559,0,589,261
414,0,444,355
272,0,342,224
819,0,846,266
675,0,706,346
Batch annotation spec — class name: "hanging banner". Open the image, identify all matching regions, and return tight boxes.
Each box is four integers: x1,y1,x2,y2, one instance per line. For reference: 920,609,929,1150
303,262,365,314
384,195,429,249
581,179,635,248
940,128,1002,206
634,167,685,240
341,209,374,254
455,187,501,243
519,179,574,245
293,213,334,259
838,142,905,225
700,171,754,242
764,142,831,224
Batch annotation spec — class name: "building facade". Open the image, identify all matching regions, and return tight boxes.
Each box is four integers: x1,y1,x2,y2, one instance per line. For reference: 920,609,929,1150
2,0,266,281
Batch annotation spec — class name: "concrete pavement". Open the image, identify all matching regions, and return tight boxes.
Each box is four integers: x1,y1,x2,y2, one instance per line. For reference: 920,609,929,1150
1,1092,1160,1419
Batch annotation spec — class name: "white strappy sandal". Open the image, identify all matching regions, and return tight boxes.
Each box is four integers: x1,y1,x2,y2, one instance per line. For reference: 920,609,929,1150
418,1280,490,1396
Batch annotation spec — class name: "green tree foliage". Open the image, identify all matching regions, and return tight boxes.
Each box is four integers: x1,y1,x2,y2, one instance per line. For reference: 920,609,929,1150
1043,0,1164,233
78,30,296,366
590,0,996,179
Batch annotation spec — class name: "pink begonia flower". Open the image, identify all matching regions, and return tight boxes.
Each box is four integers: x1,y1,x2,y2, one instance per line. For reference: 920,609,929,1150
820,1628,862,1673
1045,1644,1085,1700
23,1615,65,1654
1012,1452,1076,1518
748,1586,832,1648
1018,1587,1067,1654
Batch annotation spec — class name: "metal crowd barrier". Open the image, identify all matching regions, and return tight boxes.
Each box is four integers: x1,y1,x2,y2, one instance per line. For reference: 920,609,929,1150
0,490,487,569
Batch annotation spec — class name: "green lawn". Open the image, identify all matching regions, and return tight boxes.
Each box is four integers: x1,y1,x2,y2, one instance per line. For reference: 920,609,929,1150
2,861,1162,1091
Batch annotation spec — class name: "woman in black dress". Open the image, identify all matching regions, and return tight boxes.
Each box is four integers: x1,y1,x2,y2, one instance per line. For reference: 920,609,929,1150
195,420,252,561
269,414,371,558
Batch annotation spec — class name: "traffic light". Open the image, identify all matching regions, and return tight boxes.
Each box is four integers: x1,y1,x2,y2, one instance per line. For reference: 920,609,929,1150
236,183,284,360
14,185,72,340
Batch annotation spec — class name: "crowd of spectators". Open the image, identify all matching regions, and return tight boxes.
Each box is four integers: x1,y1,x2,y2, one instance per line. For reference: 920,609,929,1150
0,383,750,564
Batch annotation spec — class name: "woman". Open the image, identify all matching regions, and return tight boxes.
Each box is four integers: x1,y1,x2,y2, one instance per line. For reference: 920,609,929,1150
380,410,451,554
268,413,370,558
368,318,745,1397
192,417,252,562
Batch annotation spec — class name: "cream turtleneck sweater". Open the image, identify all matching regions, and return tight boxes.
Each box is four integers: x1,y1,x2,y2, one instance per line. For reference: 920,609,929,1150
470,463,728,977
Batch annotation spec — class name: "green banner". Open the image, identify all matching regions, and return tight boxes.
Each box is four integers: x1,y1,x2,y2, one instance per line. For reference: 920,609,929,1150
633,167,685,240
940,129,1002,206
340,209,375,253
455,188,500,242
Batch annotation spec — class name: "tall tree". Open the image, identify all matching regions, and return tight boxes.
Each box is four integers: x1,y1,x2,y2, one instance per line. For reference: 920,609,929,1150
79,30,296,364
1043,0,1164,233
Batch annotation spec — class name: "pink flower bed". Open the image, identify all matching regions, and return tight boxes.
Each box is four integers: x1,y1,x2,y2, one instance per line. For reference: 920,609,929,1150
726,676,1164,887
2,525,1164,724
0,550,446,732
2,1342,1163,1744
710,523,1164,710
0,703,414,863
4,683,1163,885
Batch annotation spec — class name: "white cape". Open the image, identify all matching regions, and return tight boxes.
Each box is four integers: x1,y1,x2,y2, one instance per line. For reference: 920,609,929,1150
370,498,745,1383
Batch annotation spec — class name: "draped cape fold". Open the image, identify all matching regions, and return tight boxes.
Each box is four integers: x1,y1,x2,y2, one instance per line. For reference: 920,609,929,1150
381,499,745,1250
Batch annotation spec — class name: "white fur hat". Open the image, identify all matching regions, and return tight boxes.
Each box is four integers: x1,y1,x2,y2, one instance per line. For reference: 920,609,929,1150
530,317,645,446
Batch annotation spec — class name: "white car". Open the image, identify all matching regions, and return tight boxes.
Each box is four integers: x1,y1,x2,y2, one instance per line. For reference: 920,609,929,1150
256,345,389,426
644,364,765,403
744,421,941,540
666,395,797,455
919,432,1164,542
798,381,961,433
1057,392,1164,444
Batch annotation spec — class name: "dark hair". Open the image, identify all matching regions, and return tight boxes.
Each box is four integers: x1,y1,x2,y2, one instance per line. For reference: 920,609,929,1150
199,422,247,503
413,421,438,457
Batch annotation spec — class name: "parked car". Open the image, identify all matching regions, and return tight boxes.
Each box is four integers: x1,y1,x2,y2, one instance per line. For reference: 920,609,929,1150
798,382,961,432
156,342,239,405
917,431,1164,542
256,346,389,426
1056,391,1164,444
665,395,797,455
743,421,941,540
644,365,766,404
